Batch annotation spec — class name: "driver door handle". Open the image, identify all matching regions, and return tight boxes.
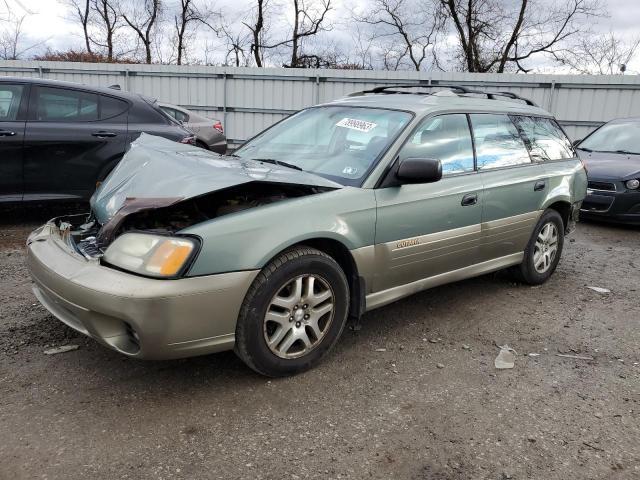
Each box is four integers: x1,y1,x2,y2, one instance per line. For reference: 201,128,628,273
461,193,478,206
91,131,117,138
0,130,16,137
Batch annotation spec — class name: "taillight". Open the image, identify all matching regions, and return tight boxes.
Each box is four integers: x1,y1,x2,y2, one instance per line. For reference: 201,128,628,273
180,135,196,145
213,121,224,134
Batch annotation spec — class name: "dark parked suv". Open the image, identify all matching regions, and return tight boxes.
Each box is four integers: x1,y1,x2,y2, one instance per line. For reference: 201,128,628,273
0,77,195,203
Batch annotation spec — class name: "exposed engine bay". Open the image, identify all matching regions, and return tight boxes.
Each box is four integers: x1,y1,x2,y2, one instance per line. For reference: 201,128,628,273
57,182,334,259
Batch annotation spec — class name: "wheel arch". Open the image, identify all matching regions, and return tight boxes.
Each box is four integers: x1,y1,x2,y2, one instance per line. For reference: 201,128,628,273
545,200,572,231
262,236,366,322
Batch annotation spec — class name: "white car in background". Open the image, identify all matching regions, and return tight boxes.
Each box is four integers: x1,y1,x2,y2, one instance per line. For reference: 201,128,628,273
160,103,227,154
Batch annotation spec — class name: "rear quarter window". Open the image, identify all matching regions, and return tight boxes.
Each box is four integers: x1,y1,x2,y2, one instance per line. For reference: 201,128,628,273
512,116,573,161
100,95,129,120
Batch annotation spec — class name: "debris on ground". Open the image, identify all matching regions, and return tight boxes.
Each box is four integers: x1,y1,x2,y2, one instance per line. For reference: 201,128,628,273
556,353,594,361
586,286,611,294
462,344,471,350
436,363,445,369
44,345,79,355
528,353,540,357
375,348,387,352
495,345,516,369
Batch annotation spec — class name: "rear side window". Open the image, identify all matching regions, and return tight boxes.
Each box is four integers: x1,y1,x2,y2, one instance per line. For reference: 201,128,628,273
100,95,128,119
34,86,98,122
470,114,531,170
173,109,188,123
0,84,24,121
399,114,474,175
512,116,573,161
160,106,177,119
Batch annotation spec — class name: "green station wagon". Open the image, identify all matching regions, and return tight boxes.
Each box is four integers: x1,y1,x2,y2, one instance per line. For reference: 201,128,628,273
27,86,587,376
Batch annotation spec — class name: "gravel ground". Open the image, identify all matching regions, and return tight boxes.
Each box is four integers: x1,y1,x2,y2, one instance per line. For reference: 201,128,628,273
1,205,639,480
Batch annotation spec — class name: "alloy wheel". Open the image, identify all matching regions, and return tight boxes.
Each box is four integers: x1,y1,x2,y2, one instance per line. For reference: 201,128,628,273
533,222,559,273
263,274,335,359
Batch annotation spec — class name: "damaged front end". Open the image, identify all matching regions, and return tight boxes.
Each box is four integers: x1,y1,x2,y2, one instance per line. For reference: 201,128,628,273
55,134,340,266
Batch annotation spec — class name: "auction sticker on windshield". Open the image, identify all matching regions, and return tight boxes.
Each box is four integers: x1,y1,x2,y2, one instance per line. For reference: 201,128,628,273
336,118,378,133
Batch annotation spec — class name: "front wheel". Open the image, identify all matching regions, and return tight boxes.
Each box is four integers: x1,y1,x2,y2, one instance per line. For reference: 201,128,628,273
516,209,565,285
234,246,350,377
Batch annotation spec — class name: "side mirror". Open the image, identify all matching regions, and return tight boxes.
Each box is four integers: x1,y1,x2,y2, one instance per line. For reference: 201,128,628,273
572,139,582,148
396,157,442,184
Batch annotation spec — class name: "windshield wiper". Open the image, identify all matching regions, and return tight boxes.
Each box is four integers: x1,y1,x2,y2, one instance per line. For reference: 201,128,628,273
575,146,592,152
591,149,640,155
253,158,304,171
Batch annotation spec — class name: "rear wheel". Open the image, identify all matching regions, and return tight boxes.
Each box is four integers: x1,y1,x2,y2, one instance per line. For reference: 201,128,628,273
516,209,564,285
234,246,349,377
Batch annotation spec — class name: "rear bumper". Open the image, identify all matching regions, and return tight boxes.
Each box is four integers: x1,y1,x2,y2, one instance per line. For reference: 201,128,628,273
27,222,258,359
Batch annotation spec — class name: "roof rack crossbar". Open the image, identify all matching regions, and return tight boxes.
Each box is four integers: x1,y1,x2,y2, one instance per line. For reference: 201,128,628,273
486,90,537,106
348,84,538,106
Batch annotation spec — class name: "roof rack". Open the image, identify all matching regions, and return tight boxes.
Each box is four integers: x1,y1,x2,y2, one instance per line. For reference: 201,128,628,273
348,84,537,107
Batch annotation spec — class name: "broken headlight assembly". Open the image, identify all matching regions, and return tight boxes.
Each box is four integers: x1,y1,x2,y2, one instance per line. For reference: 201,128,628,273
102,232,199,278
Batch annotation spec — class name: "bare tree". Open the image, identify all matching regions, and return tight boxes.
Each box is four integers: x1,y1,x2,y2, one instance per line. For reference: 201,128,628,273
440,0,603,73
554,32,640,74
90,0,122,61
287,0,332,68
67,0,92,53
218,23,251,67
122,0,162,63
173,0,214,65
243,0,269,67
0,0,45,59
353,0,445,71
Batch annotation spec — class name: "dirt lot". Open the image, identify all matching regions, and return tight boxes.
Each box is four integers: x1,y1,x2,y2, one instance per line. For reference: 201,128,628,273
0,205,638,480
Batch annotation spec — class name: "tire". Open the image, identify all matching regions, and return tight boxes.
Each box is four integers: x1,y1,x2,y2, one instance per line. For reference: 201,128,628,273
515,209,565,285
234,246,350,377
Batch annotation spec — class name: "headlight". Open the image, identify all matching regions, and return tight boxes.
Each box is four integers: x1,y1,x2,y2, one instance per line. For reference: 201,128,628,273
103,233,198,278
625,179,640,190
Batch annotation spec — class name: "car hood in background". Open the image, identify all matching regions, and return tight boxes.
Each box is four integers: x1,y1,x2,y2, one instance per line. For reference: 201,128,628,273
90,133,342,223
578,150,640,180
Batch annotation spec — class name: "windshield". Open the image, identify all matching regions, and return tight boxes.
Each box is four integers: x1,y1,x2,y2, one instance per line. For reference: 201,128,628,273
579,120,640,155
234,106,413,186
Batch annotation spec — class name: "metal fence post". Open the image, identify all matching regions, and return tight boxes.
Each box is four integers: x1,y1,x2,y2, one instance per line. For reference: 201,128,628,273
223,72,228,140
548,80,556,113
315,74,320,104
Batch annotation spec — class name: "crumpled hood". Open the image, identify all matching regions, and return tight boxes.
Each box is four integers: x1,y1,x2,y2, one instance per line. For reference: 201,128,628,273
579,150,640,180
91,133,342,224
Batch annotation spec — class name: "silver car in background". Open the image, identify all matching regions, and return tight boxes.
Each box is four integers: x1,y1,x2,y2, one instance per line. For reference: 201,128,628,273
160,103,227,154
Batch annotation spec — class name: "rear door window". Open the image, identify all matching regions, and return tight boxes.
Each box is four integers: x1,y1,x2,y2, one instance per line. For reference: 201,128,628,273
0,84,25,121
470,114,531,170
399,113,475,175
34,86,98,122
511,116,574,161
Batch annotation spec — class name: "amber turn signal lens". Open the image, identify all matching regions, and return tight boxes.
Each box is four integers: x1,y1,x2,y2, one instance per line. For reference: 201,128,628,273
146,240,195,276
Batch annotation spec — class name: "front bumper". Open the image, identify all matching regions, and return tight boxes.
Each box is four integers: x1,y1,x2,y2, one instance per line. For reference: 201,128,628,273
580,186,640,225
27,222,258,360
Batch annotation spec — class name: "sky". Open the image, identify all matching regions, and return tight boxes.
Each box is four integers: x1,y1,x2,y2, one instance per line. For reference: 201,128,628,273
3,0,640,73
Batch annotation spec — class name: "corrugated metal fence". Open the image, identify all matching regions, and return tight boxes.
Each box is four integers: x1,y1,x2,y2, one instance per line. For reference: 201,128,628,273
2,60,640,144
